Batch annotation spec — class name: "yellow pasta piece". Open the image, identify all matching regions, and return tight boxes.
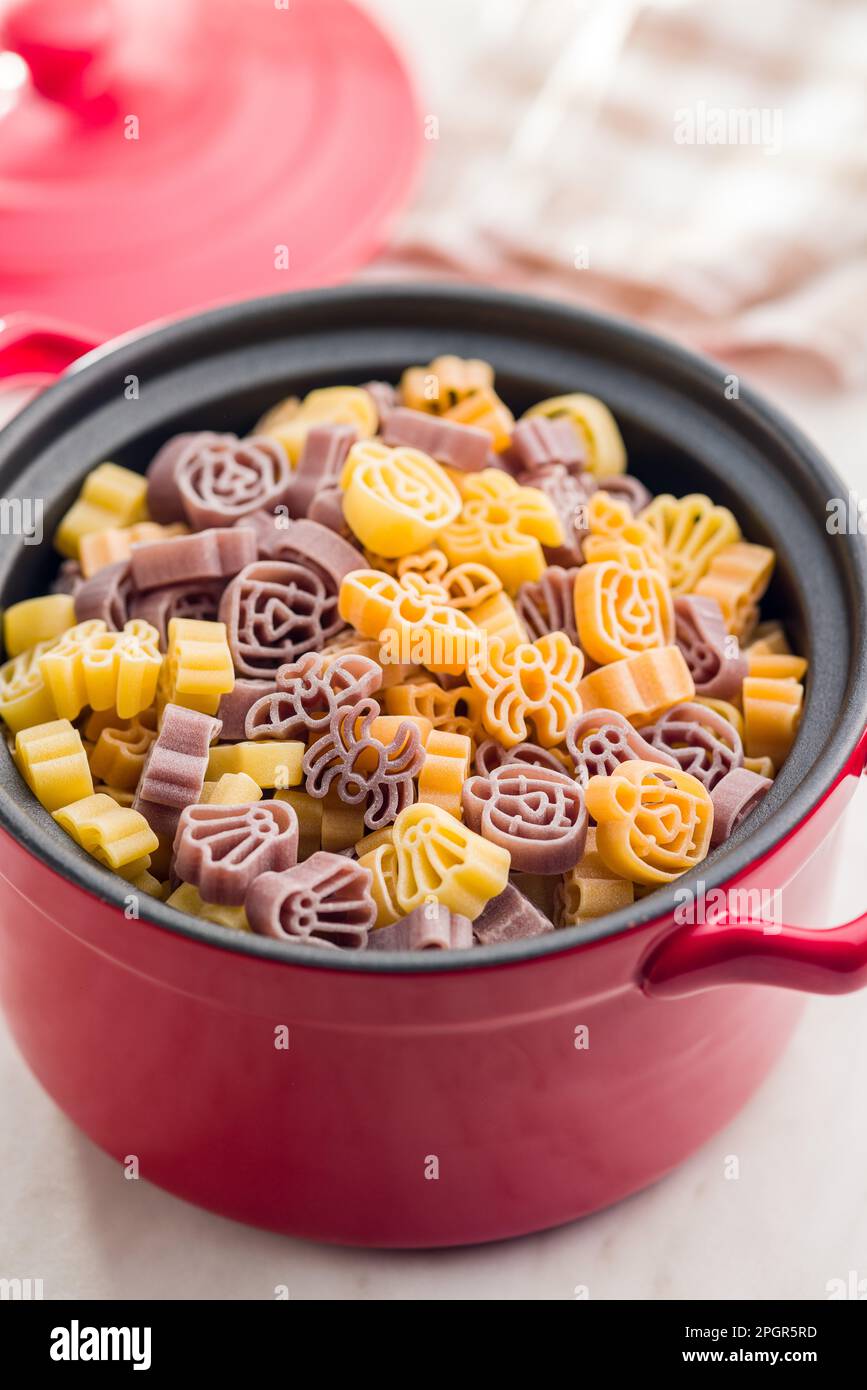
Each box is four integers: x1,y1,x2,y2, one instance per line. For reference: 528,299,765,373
392,801,510,920
585,492,663,568
321,790,367,852
417,729,472,818
469,591,527,652
3,594,76,657
357,714,432,767
199,772,263,805
574,548,673,664
742,676,803,769
15,719,94,812
158,617,234,715
88,711,157,790
357,841,402,928
337,571,404,640
81,708,125,740
53,792,159,873
273,788,323,859
695,697,744,739
746,652,808,682
585,761,713,886
0,638,61,732
396,548,448,586
468,632,584,748
125,868,168,899
166,882,250,931
339,570,484,678
524,393,626,477
40,618,162,721
693,542,775,635
54,463,149,559
383,677,482,747
93,784,136,808
340,441,461,557
556,828,635,926
444,386,515,451
745,621,791,657
206,741,304,789
400,355,494,414
577,646,694,724
639,493,741,593
354,826,394,859
438,469,563,595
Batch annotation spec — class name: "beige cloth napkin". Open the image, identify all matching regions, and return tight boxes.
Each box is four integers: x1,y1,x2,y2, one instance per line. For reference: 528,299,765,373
367,0,867,383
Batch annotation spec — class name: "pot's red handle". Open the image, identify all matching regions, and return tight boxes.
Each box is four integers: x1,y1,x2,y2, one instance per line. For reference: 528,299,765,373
0,313,100,397
642,911,867,998
644,732,867,997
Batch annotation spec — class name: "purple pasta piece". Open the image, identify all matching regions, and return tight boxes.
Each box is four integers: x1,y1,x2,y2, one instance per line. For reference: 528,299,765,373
643,701,743,792
303,696,423,830
307,484,348,535
474,738,567,778
216,679,275,741
290,424,357,517
146,432,224,524
52,559,84,597
596,474,652,515
169,434,293,530
367,903,474,951
269,518,360,591
129,579,224,648
246,650,382,741
362,380,397,426
219,559,342,677
173,801,299,906
566,708,677,786
230,508,284,556
133,703,221,838
510,417,586,474
382,407,490,472
245,851,376,948
74,560,132,629
130,526,256,592
710,766,773,847
674,594,748,700
519,463,594,566
516,566,580,645
472,883,554,945
234,508,289,558
234,513,360,589
463,763,587,875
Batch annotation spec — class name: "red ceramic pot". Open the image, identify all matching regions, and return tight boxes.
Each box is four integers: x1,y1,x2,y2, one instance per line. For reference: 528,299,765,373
0,288,865,1248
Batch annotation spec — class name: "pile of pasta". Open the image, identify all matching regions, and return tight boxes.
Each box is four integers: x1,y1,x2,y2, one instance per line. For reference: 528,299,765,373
0,357,807,950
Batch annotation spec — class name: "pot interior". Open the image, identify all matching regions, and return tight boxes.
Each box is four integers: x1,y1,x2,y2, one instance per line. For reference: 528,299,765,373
0,286,864,970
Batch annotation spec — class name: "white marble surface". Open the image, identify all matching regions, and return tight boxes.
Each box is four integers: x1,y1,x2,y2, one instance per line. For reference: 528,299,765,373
2,0,866,1303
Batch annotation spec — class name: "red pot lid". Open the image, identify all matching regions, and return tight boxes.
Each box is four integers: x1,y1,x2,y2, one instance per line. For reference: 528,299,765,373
0,0,422,337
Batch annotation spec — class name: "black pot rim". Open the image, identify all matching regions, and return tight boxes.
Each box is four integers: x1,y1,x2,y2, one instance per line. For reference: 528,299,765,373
1,283,865,975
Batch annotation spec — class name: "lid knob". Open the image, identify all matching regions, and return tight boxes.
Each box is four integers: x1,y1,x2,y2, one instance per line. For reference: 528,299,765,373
1,0,114,108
